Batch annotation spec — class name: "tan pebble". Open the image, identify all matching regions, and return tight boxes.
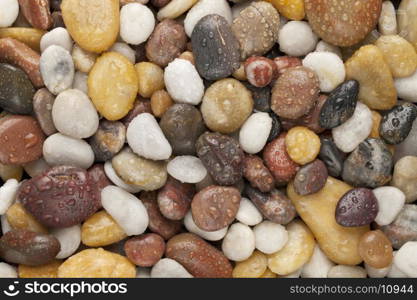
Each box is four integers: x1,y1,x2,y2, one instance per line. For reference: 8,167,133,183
285,126,320,165
72,44,97,73
232,62,247,81
6,202,48,234
135,62,165,98
178,51,195,65
0,163,23,181
398,0,417,51
157,0,198,20
18,260,62,278
0,28,45,52
232,250,268,278
151,90,173,117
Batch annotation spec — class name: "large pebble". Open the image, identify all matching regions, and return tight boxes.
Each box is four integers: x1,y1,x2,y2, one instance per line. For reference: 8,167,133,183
33,88,57,136
0,179,18,215
40,27,72,53
89,120,126,162
126,113,172,161
103,161,142,194
373,186,406,226
101,186,148,236
279,21,318,57
120,3,154,45
159,104,206,155
231,1,280,59
167,156,207,184
342,138,392,188
112,148,167,191
222,222,255,261
235,197,263,227
164,58,204,105
393,241,417,277
239,112,272,154
51,225,81,259
40,45,74,95
398,0,417,51
150,258,193,278
0,0,19,27
0,63,35,114
18,165,100,227
380,103,417,145
183,211,227,241
52,89,98,139
201,78,253,133
301,245,335,278
43,133,94,169
253,221,288,255
392,156,417,203
61,0,119,53
196,132,244,186
166,233,233,278
88,52,139,121
0,229,60,266
304,0,382,47
345,45,397,110
288,177,369,265
332,102,372,153
191,14,240,81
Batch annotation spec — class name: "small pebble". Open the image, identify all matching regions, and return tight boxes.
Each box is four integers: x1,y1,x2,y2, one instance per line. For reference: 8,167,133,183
167,156,207,184
222,222,255,261
109,42,136,64
318,137,344,178
0,262,17,278
0,179,18,215
235,197,263,227
392,156,417,203
393,241,417,277
33,88,57,136
395,70,417,102
51,225,81,259
0,0,19,27
358,230,393,269
243,83,271,113
315,40,342,58
124,233,165,267
184,211,227,241
6,203,47,233
71,44,97,73
151,89,173,117
380,103,417,145
232,250,267,278
301,245,335,278
294,159,328,196
104,161,142,194
89,120,126,162
244,56,277,88
135,62,165,98
373,186,406,226
156,0,198,20
40,27,73,53
121,98,152,127
278,21,318,57
120,3,155,45
150,258,193,278
242,155,275,193
253,221,288,254
285,126,321,165
379,1,397,35
327,265,367,278
239,112,272,154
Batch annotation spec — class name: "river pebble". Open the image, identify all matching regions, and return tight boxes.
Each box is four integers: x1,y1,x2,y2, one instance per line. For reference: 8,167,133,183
380,103,417,145
184,211,227,241
0,179,18,215
232,250,267,278
222,222,255,261
373,186,406,226
120,3,154,45
33,88,57,136
327,265,367,278
109,43,136,64
393,241,417,277
293,159,328,196
301,245,335,278
89,120,126,162
124,233,165,267
150,258,193,278
135,62,165,98
285,126,321,165
235,197,263,227
40,27,72,53
239,112,272,154
104,161,142,194
358,230,393,269
242,155,275,193
51,225,81,259
378,1,397,35
0,0,19,27
253,221,288,255
279,21,318,57
6,202,47,233
0,262,17,278
167,156,207,184
392,156,417,203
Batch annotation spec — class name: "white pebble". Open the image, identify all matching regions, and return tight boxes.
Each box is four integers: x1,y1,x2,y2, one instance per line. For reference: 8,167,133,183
332,102,372,153
239,112,272,154
72,71,88,94
151,258,193,278
167,156,207,183
395,70,417,102
0,179,18,215
40,27,73,53
388,251,408,278
301,245,335,278
1,215,11,234
235,198,263,226
366,263,391,278
43,133,94,169
52,89,99,139
302,52,345,92
315,40,342,58
327,265,367,278
222,222,255,262
0,0,19,28
40,45,75,95
184,0,232,37
23,158,50,178
127,113,172,160
120,3,155,45
279,21,318,57
379,1,398,35
393,118,417,162
394,241,417,277
184,211,227,241
104,161,142,194
136,268,151,278
373,186,406,226
51,225,81,259
253,221,288,254
101,185,149,236
109,42,136,64
0,263,17,278
164,58,204,105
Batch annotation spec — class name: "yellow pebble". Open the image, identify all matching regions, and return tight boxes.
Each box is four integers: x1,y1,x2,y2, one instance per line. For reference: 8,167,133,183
18,260,62,278
0,28,45,52
58,248,136,278
259,268,277,278
151,89,173,118
232,250,268,278
265,0,305,21
81,210,127,247
285,126,321,165
6,203,48,234
369,110,382,138
135,62,165,98
0,163,23,181
88,52,139,121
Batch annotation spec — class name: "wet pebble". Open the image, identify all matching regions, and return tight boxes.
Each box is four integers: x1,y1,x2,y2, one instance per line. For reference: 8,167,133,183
358,230,393,269
124,233,165,267
235,197,263,227
222,222,255,261
279,21,318,57
156,0,198,20
285,126,321,165
243,155,275,193
244,56,277,88
294,159,328,196
33,88,57,136
167,156,207,184
373,186,406,226
183,211,227,241
318,137,344,178
335,187,379,227
89,120,126,162
120,3,154,45
380,103,417,145
253,221,288,254
239,112,272,154
151,90,173,117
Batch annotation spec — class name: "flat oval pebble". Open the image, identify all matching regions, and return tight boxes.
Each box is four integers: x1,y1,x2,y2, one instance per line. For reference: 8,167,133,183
191,14,240,81
0,63,35,114
380,103,417,145
196,132,244,186
89,120,126,162
88,52,139,121
159,104,206,156
52,89,98,139
392,156,417,203
242,155,275,193
278,21,318,57
150,258,193,278
342,138,392,188
271,66,319,120
40,45,74,95
51,225,81,259
245,186,296,225
167,156,207,184
43,133,94,169
332,102,373,153
124,233,165,267
166,233,233,278
0,115,45,165
373,186,406,226
18,165,100,227
120,3,155,45
294,159,328,196
222,222,255,261
33,88,57,136
336,187,379,227
5,202,47,234
183,211,228,241
156,0,198,20
319,80,359,129
239,112,272,154
304,0,382,47
191,185,240,231
61,0,119,53
40,27,72,53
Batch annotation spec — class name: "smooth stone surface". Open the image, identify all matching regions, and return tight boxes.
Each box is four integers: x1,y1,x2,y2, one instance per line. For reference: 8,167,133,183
103,161,142,194
0,0,19,27
395,70,417,102
51,225,81,259
0,179,18,215
398,0,417,51
184,211,227,241
150,258,193,278
167,156,207,184
89,120,126,162
120,3,155,45
235,197,263,227
380,103,417,145
253,221,288,255
394,241,417,277
0,262,17,278
222,222,255,262
239,112,272,154
301,245,335,278
40,27,73,53
392,156,417,203
279,21,318,57
373,186,406,226
33,88,57,136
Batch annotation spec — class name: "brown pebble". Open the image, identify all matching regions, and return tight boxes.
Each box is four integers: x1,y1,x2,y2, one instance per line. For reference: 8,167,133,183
243,155,275,193
120,98,152,127
294,159,328,196
89,120,126,162
18,0,53,30
124,233,165,267
358,230,393,269
150,89,173,118
33,88,57,136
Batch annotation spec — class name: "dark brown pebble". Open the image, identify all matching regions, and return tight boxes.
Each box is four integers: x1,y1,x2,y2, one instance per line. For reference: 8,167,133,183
18,0,53,30
89,120,126,162
243,154,275,193
293,159,328,196
121,98,152,127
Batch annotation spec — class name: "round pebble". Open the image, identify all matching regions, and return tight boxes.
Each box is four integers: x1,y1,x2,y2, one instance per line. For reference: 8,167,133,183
101,185,149,236
222,222,255,262
43,133,94,169
235,197,263,227
373,186,406,226
51,225,81,259
40,45,74,95
239,112,272,154
0,0,19,27
242,155,275,193
167,156,207,184
164,58,204,105
358,230,393,269
120,3,155,45
151,89,173,117
380,103,417,145
285,126,321,165
183,211,228,241
244,56,277,87
89,120,126,162
40,27,73,53
150,258,193,278
135,62,165,98
315,40,342,58
279,21,318,57
253,221,288,255
104,161,142,194
126,113,172,161
0,179,18,215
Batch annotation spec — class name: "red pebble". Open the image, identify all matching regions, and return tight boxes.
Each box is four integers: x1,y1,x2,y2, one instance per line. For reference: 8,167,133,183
244,56,277,87
273,56,302,76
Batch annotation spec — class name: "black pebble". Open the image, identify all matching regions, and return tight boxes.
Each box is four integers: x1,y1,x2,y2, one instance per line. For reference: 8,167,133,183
318,137,344,178
380,103,417,145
